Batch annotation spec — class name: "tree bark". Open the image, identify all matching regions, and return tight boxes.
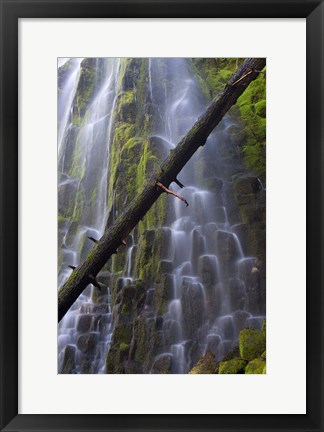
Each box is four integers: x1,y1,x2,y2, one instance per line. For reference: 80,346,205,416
58,57,266,322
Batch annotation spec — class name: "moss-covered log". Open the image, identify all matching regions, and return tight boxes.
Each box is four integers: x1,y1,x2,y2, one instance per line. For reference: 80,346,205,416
58,57,266,322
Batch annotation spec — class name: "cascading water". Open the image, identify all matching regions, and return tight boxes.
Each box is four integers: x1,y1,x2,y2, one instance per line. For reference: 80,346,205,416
58,58,120,373
145,58,265,372
58,57,265,374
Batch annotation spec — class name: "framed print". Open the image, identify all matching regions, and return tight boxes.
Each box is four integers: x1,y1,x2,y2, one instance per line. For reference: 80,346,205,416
1,1,323,431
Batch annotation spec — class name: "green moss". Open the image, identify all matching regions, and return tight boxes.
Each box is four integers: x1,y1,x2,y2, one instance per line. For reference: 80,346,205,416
239,329,266,361
262,320,266,338
72,58,98,125
191,58,245,100
236,70,266,180
119,342,130,352
72,190,84,222
113,322,133,345
218,359,247,374
188,351,217,374
245,358,266,374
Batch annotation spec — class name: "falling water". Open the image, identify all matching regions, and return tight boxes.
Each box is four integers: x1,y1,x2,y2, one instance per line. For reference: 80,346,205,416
147,58,265,372
58,58,120,373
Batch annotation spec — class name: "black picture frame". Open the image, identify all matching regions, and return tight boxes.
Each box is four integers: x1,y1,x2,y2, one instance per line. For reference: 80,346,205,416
1,1,323,431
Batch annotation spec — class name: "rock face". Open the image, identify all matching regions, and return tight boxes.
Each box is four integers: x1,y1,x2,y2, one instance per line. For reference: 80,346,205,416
232,175,266,315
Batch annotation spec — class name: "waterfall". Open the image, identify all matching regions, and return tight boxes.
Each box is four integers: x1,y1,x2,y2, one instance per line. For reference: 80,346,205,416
58,58,265,374
148,58,265,372
58,58,120,373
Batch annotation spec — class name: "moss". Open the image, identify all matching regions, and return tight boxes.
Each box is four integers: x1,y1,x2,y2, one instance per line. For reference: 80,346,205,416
119,342,130,352
262,320,266,338
239,329,266,360
218,359,247,374
236,69,266,180
245,358,266,374
113,322,133,345
72,58,98,125
188,351,217,374
191,58,245,100
133,318,149,363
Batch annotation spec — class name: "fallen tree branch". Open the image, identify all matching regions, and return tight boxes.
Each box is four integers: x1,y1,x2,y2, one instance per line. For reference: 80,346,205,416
58,57,266,322
156,181,189,206
174,178,185,189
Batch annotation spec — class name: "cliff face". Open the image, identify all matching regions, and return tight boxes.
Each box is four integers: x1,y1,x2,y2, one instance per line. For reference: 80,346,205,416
58,58,266,374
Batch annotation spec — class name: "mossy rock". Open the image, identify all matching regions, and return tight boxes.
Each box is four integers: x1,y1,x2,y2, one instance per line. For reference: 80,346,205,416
119,342,130,352
151,354,172,374
189,351,217,374
113,322,133,346
245,358,266,374
262,320,266,337
239,329,266,360
218,359,247,374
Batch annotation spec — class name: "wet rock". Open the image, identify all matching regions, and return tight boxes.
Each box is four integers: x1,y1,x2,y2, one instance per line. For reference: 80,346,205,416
246,270,262,314
76,314,93,333
135,229,156,282
246,316,264,330
80,358,93,374
233,175,260,196
205,177,223,197
92,285,109,305
218,316,234,340
206,334,221,355
231,223,248,255
215,206,226,224
218,358,247,374
131,316,154,364
159,260,173,274
180,280,205,339
155,273,174,315
149,136,170,160
96,313,112,332
239,329,266,360
213,230,241,277
228,278,246,311
144,288,155,308
155,316,164,331
189,351,217,374
198,255,219,287
188,340,203,368
151,354,172,374
191,229,205,272
58,181,78,218
113,322,133,346
93,303,109,314
124,360,143,374
61,344,76,374
77,333,98,356
163,319,181,347
160,227,172,260
232,310,251,335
